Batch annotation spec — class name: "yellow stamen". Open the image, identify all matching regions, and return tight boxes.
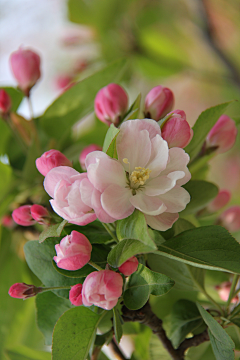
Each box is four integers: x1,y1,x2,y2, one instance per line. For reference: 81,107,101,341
123,158,129,164
130,167,151,186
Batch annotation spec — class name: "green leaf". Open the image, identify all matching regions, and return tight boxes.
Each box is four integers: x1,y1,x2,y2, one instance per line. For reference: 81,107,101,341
185,101,233,160
102,124,120,158
122,93,141,121
0,119,11,155
36,291,72,345
197,303,235,360
155,226,240,273
40,60,126,139
123,264,174,310
66,222,112,244
149,334,172,360
113,308,123,343
166,300,204,348
52,307,102,360
22,140,41,182
186,342,214,360
4,345,51,360
116,210,157,249
1,87,24,112
173,218,195,236
39,220,68,243
181,180,218,215
24,238,83,298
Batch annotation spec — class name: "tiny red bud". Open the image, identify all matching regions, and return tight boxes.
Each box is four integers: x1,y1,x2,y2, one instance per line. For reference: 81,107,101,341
8,283,39,299
12,205,36,226
94,83,128,126
118,257,138,276
36,149,72,176
79,144,102,170
144,86,174,121
0,89,11,114
69,284,83,306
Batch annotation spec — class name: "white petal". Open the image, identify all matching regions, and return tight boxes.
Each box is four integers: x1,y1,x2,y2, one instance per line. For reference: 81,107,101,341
68,180,92,214
147,135,169,178
159,186,190,213
130,193,167,216
101,184,134,220
160,148,191,186
80,178,94,208
144,175,180,196
92,189,117,223
145,212,179,231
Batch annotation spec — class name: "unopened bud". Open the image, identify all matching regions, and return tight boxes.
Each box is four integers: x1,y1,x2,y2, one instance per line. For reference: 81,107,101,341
219,206,240,232
69,284,83,306
206,115,237,154
208,190,231,213
10,47,41,96
12,205,36,226
94,83,128,126
36,149,72,176
215,281,239,303
79,144,102,170
30,204,49,224
0,89,11,115
144,85,174,121
118,256,138,276
8,283,39,299
161,110,193,148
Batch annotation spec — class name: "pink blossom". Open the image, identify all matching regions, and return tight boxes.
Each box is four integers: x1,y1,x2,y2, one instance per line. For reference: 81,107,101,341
86,119,191,231
206,115,237,154
118,257,138,276
82,270,123,310
30,204,49,224
144,86,174,121
161,110,193,148
36,149,72,176
69,284,83,306
216,281,239,303
94,83,128,126
208,190,231,213
12,205,36,226
219,206,240,232
44,166,96,226
0,89,11,114
79,144,102,171
10,47,41,95
54,231,92,271
8,283,38,299
1,215,14,228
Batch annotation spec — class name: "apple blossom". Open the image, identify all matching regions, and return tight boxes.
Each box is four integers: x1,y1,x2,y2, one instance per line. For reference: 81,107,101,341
10,47,41,95
94,83,128,126
54,231,92,271
206,115,237,154
69,284,83,306
207,190,231,213
8,283,39,299
36,149,72,176
144,86,174,120
1,215,14,228
79,144,102,170
12,205,36,226
82,270,123,310
85,119,191,231
219,206,240,232
0,89,11,114
161,110,193,148
118,256,138,276
30,204,49,224
44,166,97,225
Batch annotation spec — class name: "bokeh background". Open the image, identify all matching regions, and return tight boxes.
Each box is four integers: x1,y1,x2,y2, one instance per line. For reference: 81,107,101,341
0,0,240,358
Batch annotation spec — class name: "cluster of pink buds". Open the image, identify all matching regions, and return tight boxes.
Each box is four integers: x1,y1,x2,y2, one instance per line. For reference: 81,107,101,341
12,204,49,226
36,149,72,176
10,47,41,96
0,89,11,115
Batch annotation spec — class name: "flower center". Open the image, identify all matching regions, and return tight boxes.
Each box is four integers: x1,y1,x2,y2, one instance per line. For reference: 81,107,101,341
123,158,151,190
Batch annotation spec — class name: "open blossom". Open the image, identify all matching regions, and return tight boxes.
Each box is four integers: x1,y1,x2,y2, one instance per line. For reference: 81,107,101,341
85,119,191,231
118,257,138,276
54,231,92,270
44,167,97,226
82,270,123,310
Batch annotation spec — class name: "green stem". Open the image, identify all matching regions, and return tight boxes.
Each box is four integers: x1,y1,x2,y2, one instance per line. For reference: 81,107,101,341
202,289,224,315
101,222,119,243
226,274,239,309
88,261,104,271
40,285,71,292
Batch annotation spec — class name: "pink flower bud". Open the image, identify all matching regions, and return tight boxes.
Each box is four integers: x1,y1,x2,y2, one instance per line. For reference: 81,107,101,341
82,270,123,310
118,257,138,276
8,283,39,299
1,215,14,228
69,284,83,306
216,281,239,303
206,115,237,154
12,205,36,226
219,206,240,232
0,89,11,114
54,231,92,271
79,144,102,170
30,204,49,224
208,190,231,213
94,83,128,126
161,110,193,148
144,85,174,121
36,149,72,176
10,47,41,95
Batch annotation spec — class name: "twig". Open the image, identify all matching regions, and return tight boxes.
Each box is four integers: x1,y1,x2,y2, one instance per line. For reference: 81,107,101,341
177,329,209,357
108,339,127,360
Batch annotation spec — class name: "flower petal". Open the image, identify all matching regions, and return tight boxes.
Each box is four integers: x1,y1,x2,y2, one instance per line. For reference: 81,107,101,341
159,186,190,213
92,189,117,223
147,135,169,177
50,200,96,225
130,193,167,216
101,184,134,220
145,212,179,231
80,178,94,208
144,172,184,196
